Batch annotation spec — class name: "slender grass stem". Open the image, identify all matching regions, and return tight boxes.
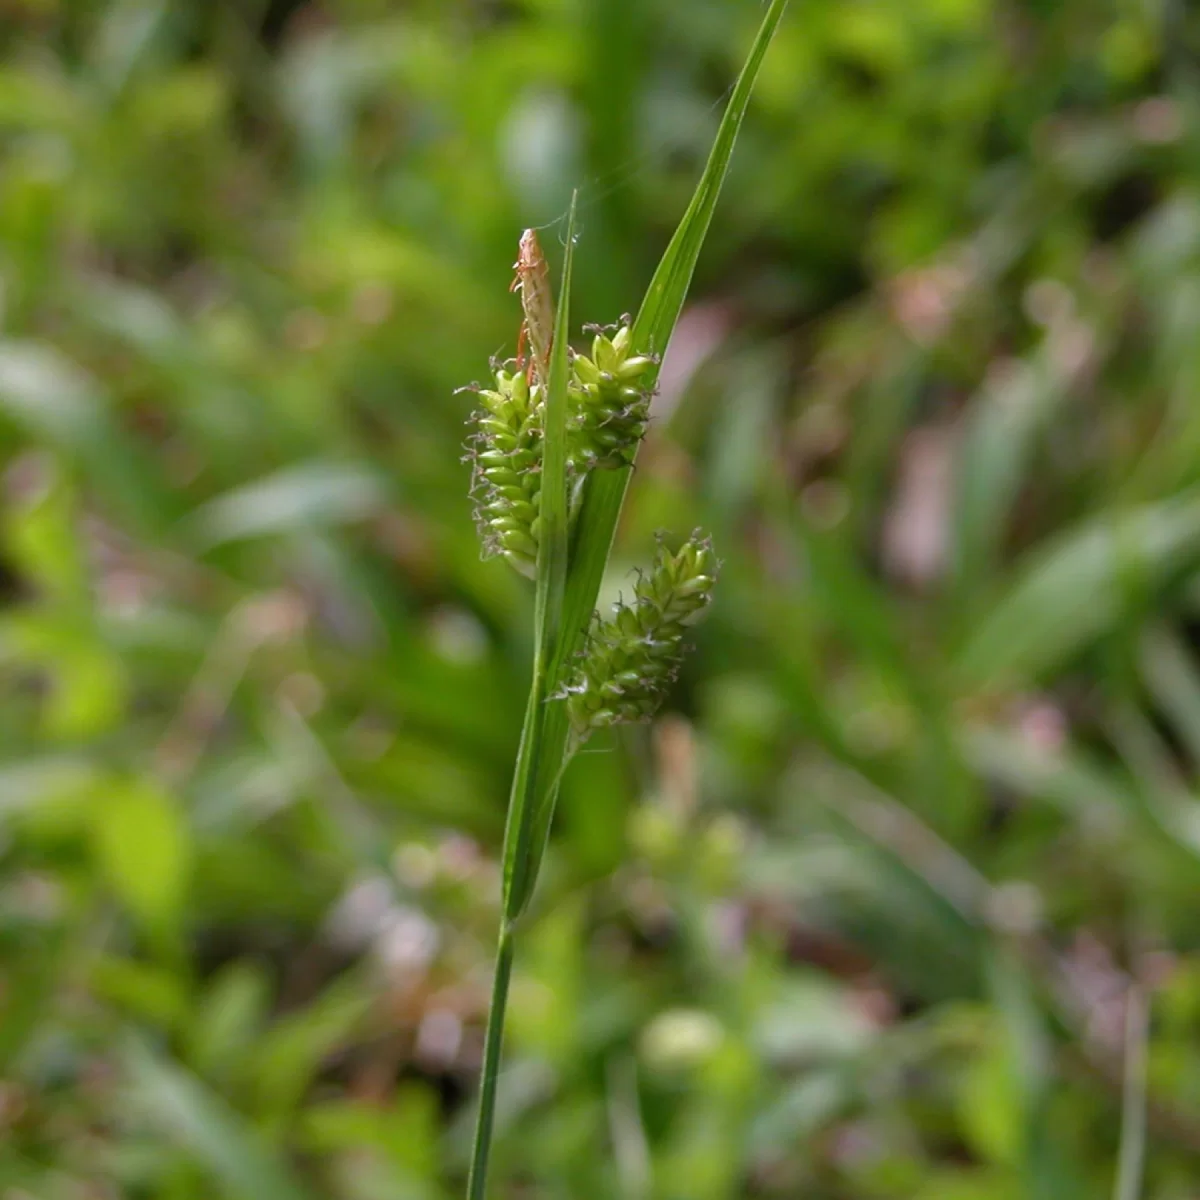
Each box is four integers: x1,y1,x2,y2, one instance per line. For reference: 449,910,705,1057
1114,983,1148,1200
466,929,515,1200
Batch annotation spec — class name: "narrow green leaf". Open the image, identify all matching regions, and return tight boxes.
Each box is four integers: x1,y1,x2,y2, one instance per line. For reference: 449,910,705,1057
93,776,191,935
962,726,1200,865
804,763,986,1001
985,952,1060,1197
1113,986,1149,1200
956,492,1200,688
0,340,176,536
185,462,386,549
1139,625,1200,768
515,0,790,914
629,0,791,363
950,352,1072,604
564,0,789,635
124,1037,316,1200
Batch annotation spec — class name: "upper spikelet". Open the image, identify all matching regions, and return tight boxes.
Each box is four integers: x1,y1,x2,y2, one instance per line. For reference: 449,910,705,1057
568,321,657,472
462,317,657,578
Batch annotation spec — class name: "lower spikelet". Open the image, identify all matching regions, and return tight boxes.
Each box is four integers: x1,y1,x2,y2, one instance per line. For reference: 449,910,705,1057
463,363,543,578
557,532,717,737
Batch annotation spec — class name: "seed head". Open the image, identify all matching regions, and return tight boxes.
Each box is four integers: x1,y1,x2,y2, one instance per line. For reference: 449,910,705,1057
464,362,543,578
462,316,659,576
567,321,657,472
557,532,717,737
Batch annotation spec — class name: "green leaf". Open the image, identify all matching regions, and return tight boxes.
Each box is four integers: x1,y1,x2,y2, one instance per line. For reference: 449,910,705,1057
804,763,986,1001
0,340,175,536
93,776,191,933
298,1087,441,1179
123,1037,316,1200
984,952,1058,1196
186,960,272,1081
0,340,111,453
90,956,190,1029
185,461,386,549
627,1,790,366
4,460,87,607
252,975,373,1120
537,207,574,665
1139,625,1200,769
963,724,1200,866
950,352,1073,604
956,492,1200,688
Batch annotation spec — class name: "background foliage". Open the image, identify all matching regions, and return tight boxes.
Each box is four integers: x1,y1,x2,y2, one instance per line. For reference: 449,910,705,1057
5,0,1200,1196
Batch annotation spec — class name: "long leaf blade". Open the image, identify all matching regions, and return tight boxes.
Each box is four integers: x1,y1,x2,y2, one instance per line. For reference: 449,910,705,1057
562,0,789,677
124,1036,315,1200
956,493,1200,688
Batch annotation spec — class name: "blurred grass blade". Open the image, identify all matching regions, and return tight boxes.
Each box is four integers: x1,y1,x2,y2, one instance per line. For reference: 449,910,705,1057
986,951,1059,1198
468,198,576,1200
124,1036,315,1200
1114,985,1149,1200
0,340,176,536
951,352,1070,605
185,462,386,549
963,725,1200,865
956,492,1200,688
804,763,986,1001
517,0,790,901
1139,625,1200,768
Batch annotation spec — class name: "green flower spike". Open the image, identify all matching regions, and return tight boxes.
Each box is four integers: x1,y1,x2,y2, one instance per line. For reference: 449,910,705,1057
567,319,657,471
463,361,543,579
559,532,717,738
462,321,656,578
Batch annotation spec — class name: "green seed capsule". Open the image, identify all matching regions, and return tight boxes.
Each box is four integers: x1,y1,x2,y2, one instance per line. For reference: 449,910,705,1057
617,356,656,382
572,354,600,385
501,529,538,558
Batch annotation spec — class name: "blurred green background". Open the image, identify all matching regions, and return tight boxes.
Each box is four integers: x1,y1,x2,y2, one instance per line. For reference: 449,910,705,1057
7,0,1200,1196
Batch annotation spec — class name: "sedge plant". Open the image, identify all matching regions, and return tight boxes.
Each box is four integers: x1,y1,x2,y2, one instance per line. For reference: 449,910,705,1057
461,4,787,1194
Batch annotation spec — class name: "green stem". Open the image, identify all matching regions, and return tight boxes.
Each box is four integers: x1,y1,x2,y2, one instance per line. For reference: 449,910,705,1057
466,927,515,1200
466,198,578,1200
466,660,544,1198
